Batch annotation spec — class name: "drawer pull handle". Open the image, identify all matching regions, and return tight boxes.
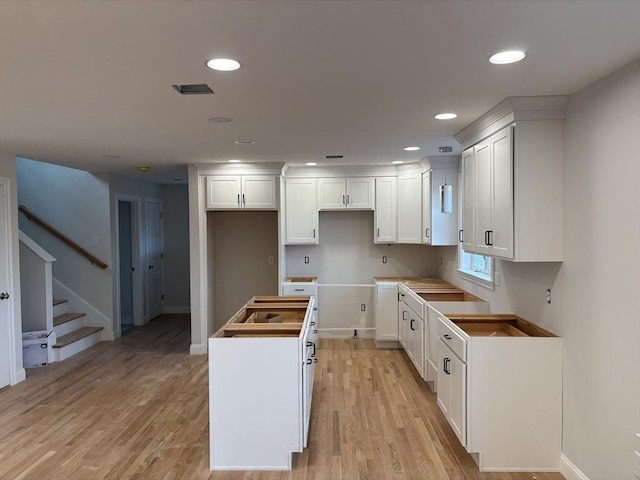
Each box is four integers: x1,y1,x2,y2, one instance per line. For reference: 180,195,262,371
294,288,304,292
458,229,463,243
402,311,407,321
307,358,313,365
310,321,316,326
443,334,451,340
443,357,451,375
410,319,415,331
313,329,318,334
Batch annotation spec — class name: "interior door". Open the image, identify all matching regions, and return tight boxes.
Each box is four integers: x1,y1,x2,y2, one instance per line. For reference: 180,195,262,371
145,198,164,321
0,177,14,389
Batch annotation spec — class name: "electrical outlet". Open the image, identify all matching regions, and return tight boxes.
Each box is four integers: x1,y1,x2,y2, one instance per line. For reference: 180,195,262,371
546,288,552,304
382,255,387,264
92,236,99,246
440,256,443,266
267,256,274,265
360,304,366,312
304,256,309,264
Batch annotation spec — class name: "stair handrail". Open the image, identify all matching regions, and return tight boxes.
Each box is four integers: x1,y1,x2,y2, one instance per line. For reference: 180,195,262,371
19,205,109,270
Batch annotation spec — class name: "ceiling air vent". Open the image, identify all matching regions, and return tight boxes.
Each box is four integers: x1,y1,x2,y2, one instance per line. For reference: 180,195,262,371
172,84,214,95
438,146,453,153
325,155,344,159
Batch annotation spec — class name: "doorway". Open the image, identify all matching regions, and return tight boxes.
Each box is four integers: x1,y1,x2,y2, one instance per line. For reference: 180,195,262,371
115,194,143,337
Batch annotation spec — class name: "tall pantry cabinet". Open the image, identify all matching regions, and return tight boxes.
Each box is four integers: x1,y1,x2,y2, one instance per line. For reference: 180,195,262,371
457,96,567,262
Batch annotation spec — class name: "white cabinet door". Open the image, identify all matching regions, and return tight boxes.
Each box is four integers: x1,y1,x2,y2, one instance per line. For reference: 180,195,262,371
242,176,277,209
375,282,398,341
318,178,347,209
461,148,475,253
397,173,422,244
490,126,514,259
437,339,466,447
422,171,432,244
408,311,425,378
206,176,242,209
374,177,397,243
398,302,408,350
346,177,374,209
430,168,459,246
474,139,492,255
285,179,319,244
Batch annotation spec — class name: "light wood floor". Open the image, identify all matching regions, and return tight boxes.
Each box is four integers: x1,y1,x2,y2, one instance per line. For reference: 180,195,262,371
0,315,565,480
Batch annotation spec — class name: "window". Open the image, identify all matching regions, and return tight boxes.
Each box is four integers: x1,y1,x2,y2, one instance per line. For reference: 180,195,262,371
458,247,494,286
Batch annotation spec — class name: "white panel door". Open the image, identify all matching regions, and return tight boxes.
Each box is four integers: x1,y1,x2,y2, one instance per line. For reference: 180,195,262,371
448,352,467,446
422,171,432,244
397,173,422,244
206,176,242,209
474,139,492,255
318,178,346,210
490,126,514,259
345,177,374,209
242,176,277,209
0,178,13,389
285,179,318,244
145,198,164,320
374,177,397,243
461,148,476,253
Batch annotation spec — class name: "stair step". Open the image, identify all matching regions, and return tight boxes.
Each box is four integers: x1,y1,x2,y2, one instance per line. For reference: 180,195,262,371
53,312,86,327
53,298,68,306
53,326,103,348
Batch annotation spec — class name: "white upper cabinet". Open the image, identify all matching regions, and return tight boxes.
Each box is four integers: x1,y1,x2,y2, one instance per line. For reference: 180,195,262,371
456,96,566,262
206,175,277,210
374,177,397,243
397,172,422,244
318,177,374,210
285,178,319,245
423,167,459,246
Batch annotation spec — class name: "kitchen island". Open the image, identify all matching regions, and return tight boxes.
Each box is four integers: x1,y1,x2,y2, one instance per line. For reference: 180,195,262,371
208,295,318,470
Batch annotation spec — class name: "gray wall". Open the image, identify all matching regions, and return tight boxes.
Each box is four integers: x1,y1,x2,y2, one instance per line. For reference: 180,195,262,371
162,184,190,312
439,59,640,480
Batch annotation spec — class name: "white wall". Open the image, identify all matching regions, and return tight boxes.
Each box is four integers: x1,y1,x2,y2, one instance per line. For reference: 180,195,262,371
17,158,113,323
0,151,25,384
162,184,190,313
286,210,439,283
439,59,640,480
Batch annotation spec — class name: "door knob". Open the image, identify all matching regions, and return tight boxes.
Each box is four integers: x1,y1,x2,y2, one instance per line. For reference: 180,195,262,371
0,292,9,300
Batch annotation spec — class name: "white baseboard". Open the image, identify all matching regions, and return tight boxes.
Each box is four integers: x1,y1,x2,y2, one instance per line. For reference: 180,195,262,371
190,343,206,355
12,368,26,385
560,454,589,480
164,306,191,314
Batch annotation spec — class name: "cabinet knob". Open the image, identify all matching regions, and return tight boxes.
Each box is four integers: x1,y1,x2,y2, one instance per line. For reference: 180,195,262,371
0,292,9,300
443,334,451,340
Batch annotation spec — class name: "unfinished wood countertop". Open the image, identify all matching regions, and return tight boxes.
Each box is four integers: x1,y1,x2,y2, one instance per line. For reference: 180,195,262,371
373,277,454,289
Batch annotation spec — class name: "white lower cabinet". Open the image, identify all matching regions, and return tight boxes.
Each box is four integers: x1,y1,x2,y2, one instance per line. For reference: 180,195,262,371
209,296,317,470
397,284,426,378
374,282,398,342
434,311,562,472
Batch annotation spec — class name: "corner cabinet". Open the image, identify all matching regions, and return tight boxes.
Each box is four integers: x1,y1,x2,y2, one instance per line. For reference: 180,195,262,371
457,96,566,262
318,177,374,210
206,175,277,210
285,178,319,245
374,177,397,243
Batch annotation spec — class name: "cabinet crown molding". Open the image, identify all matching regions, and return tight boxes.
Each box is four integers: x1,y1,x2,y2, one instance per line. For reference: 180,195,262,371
454,96,569,148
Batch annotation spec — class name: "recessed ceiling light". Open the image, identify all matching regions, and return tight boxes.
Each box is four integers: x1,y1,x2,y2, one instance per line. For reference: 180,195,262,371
136,166,151,173
227,159,241,163
488,50,526,64
391,160,404,165
206,58,241,71
403,146,420,151
305,162,318,166
100,155,120,160
434,113,458,120
234,139,255,145
208,117,233,123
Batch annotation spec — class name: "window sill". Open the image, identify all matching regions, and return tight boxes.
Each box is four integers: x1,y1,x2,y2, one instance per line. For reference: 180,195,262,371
456,269,495,291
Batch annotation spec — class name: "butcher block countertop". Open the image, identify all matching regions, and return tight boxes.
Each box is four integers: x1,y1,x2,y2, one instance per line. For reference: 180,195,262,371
373,277,453,289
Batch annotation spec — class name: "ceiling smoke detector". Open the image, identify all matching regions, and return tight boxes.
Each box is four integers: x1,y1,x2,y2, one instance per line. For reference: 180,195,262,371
438,146,453,153
172,84,214,95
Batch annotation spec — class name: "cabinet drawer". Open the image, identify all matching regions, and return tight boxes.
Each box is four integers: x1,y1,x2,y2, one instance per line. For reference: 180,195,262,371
283,284,318,297
438,316,466,362
399,284,424,318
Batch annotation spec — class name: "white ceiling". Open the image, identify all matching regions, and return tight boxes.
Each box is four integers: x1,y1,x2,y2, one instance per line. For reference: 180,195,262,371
1,0,639,183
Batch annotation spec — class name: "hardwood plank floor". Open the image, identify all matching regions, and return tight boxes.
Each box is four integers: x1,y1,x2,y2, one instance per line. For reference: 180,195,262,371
0,315,565,480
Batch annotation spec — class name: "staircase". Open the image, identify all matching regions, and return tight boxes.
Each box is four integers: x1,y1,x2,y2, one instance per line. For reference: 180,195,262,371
52,298,103,361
